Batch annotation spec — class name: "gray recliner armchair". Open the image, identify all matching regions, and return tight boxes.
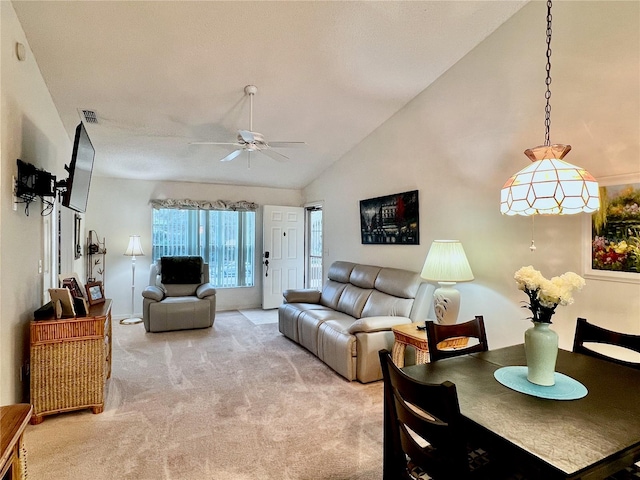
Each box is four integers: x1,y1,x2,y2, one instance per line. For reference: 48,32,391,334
142,256,216,332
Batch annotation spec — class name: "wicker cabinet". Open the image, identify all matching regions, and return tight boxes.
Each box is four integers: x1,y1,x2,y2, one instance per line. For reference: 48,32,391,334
29,300,112,424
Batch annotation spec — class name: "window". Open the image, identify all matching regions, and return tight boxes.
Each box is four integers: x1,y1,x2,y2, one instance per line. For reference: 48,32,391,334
306,206,323,289
152,208,255,288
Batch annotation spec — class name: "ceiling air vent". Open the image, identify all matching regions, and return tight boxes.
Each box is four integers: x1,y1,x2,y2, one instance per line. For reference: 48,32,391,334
81,110,98,124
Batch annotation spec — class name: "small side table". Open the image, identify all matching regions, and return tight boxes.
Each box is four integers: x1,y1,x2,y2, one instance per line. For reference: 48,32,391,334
0,404,32,480
391,323,470,367
392,323,430,367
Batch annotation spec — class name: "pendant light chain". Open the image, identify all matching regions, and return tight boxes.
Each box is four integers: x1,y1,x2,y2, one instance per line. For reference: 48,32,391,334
543,0,553,146
530,216,537,252
500,0,600,218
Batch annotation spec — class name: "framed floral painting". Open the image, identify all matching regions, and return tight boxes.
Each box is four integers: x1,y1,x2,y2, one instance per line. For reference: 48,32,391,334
583,174,640,283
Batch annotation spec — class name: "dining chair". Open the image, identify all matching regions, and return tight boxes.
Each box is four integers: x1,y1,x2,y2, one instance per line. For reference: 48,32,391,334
573,317,640,370
573,318,640,480
378,349,526,480
425,316,488,362
607,465,640,479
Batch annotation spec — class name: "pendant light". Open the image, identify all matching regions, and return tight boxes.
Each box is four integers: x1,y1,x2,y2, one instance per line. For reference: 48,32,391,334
500,0,599,217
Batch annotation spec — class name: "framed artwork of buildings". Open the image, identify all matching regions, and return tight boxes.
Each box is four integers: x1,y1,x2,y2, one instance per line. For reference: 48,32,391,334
360,190,419,245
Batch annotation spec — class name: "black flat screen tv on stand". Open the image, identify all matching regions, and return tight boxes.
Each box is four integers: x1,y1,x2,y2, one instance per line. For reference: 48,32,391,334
62,122,95,213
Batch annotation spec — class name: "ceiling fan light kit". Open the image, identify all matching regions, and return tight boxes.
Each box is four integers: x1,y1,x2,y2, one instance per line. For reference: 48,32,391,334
190,85,305,167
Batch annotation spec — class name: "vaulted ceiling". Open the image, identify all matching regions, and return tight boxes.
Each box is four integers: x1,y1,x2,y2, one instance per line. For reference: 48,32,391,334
12,1,528,189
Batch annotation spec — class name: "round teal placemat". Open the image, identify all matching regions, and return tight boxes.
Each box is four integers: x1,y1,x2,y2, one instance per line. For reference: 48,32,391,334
494,366,588,400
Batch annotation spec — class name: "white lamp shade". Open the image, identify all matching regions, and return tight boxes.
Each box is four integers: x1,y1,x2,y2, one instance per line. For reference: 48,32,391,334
421,240,474,283
501,144,600,216
124,235,144,256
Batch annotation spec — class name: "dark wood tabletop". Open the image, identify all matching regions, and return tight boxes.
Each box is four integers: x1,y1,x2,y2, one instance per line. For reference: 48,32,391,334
402,345,640,480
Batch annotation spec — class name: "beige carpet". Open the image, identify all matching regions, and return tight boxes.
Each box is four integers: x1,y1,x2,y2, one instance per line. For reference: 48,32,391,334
24,310,384,479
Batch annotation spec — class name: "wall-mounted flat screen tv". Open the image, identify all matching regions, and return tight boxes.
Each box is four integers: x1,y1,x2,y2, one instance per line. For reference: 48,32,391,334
62,122,95,213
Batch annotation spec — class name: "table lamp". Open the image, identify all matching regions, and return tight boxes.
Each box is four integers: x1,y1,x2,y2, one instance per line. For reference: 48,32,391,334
122,235,144,325
420,240,474,325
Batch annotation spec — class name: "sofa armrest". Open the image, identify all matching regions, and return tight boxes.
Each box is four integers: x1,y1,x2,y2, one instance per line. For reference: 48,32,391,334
142,285,164,302
197,283,217,299
347,316,412,334
283,289,321,304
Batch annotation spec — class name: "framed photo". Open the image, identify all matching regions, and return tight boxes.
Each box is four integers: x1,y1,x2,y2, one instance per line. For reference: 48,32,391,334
49,288,76,318
583,174,640,284
61,275,89,315
360,190,419,245
86,281,105,305
58,272,86,299
62,276,84,299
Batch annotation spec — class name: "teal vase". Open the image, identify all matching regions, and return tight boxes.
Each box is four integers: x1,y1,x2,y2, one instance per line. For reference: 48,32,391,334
524,321,558,386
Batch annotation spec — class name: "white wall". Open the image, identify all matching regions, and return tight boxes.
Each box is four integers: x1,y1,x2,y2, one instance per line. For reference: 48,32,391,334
84,177,302,318
0,2,74,404
303,1,640,350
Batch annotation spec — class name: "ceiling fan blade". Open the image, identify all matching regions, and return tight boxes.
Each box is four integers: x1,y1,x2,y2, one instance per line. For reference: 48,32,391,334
260,148,289,162
220,149,243,162
268,141,306,148
190,141,240,146
238,130,255,143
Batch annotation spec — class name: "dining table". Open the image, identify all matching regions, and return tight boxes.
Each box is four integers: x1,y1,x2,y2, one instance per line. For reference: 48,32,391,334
401,344,640,480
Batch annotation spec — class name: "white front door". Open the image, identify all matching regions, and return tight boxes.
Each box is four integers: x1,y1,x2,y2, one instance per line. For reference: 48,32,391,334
262,205,304,309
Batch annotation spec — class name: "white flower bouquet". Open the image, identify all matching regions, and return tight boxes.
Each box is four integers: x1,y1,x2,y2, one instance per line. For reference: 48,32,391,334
514,265,586,323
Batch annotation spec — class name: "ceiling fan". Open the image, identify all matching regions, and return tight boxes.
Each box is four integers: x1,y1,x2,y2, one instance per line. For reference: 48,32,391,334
190,85,305,165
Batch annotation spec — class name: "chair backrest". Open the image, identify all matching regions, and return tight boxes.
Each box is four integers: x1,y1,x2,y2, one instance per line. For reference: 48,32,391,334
426,316,488,362
573,317,640,370
378,349,470,479
149,256,209,297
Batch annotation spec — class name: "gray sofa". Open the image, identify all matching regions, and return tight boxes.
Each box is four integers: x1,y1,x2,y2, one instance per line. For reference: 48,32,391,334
278,261,433,383
142,256,217,333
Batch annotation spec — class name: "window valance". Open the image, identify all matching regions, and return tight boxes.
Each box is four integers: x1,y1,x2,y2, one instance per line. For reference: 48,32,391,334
150,198,258,211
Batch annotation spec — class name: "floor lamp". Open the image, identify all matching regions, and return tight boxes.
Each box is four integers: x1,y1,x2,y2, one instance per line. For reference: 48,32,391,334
121,235,144,325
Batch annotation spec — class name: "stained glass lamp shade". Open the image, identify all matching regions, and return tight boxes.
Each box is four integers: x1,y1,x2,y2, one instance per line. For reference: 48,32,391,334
501,144,599,216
